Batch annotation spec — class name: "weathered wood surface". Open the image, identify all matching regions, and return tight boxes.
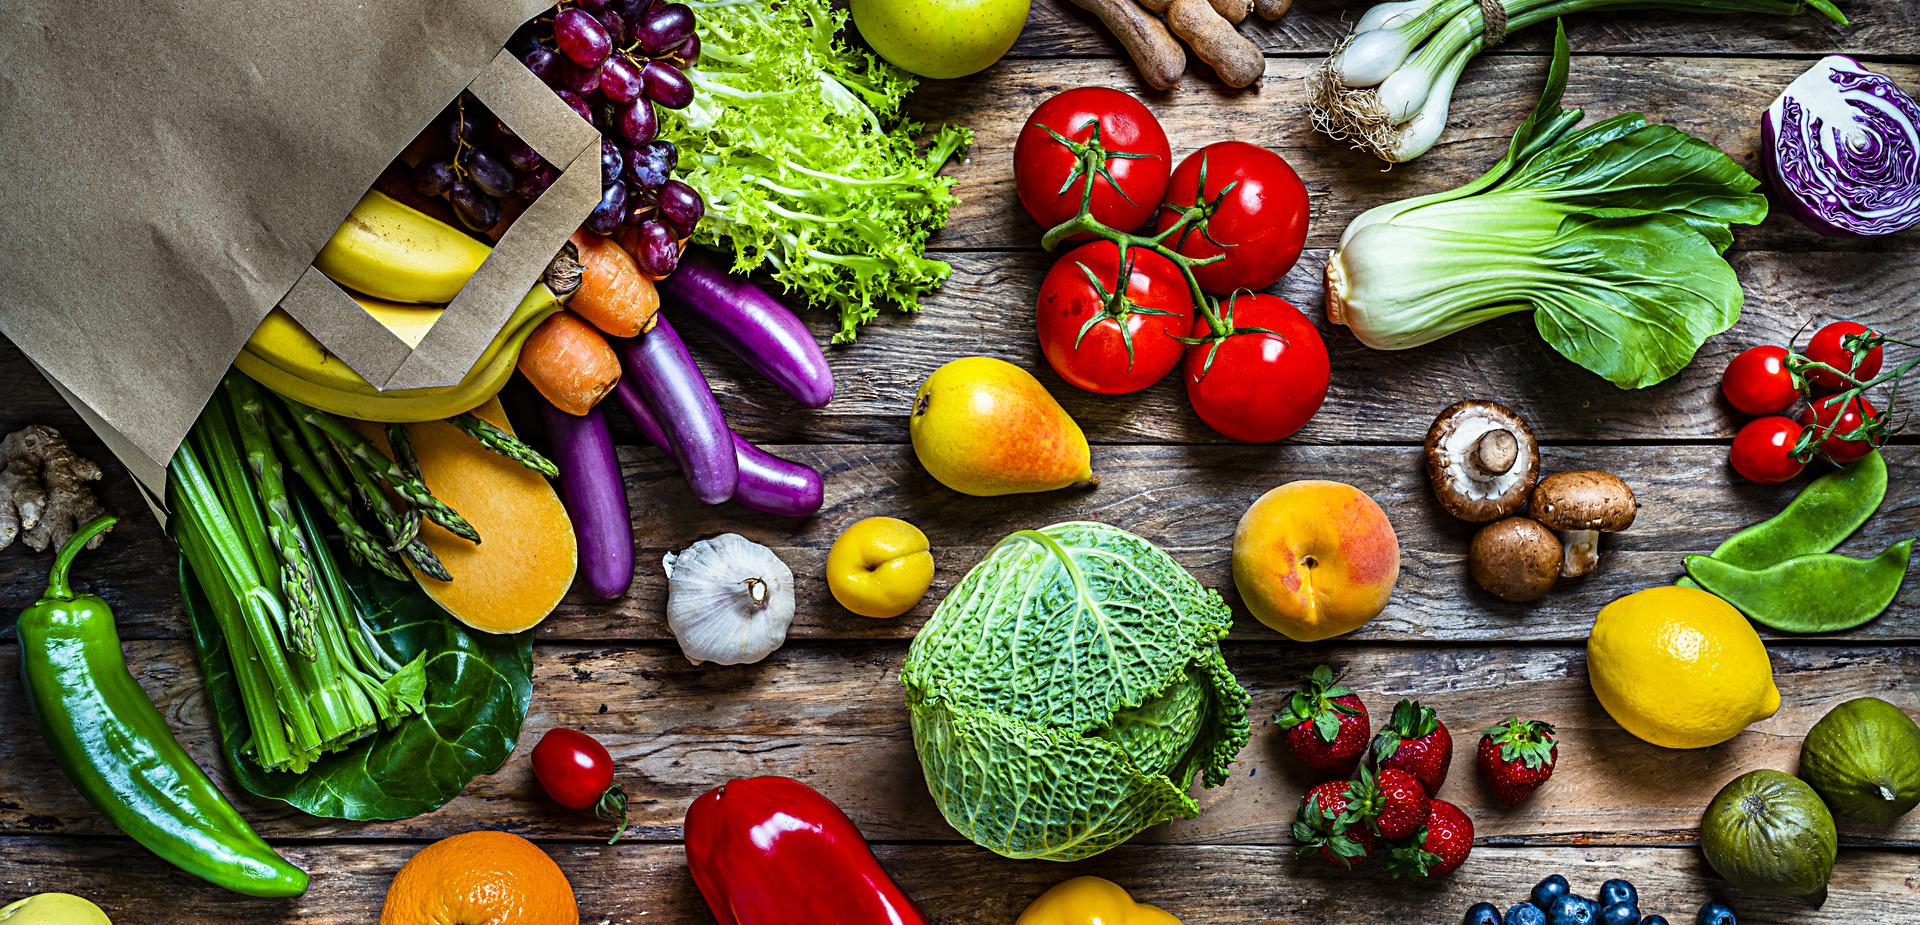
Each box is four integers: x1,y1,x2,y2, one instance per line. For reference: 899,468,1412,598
2,838,1915,925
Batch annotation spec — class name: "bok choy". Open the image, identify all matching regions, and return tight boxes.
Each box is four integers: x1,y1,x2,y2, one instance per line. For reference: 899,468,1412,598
1324,23,1769,390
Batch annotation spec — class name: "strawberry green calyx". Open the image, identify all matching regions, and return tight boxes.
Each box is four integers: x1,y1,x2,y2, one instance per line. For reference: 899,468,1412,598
1374,698,1440,760
1277,664,1361,743
1383,830,1443,879
1484,717,1557,769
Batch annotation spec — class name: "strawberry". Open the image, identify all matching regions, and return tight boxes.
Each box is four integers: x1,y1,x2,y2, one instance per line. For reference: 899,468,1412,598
1383,798,1475,878
1477,717,1559,806
1276,665,1370,777
1373,698,1452,794
1358,766,1431,840
1292,779,1378,868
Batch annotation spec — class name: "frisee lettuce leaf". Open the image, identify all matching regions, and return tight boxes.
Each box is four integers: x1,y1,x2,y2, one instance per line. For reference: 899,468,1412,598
1327,22,1769,389
664,0,969,342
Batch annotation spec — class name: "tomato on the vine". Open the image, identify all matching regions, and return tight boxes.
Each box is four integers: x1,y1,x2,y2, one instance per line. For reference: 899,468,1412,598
532,728,629,843
1037,240,1195,394
1153,141,1309,295
1730,416,1808,484
1182,294,1329,442
1803,320,1884,392
1799,393,1881,463
1720,344,1799,416
1015,88,1171,236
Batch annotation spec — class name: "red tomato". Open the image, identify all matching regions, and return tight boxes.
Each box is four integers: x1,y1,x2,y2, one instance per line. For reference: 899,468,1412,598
1183,294,1330,442
1153,141,1309,295
1036,241,1196,394
1730,416,1808,484
1803,320,1884,392
1014,88,1171,236
1799,394,1881,463
533,728,617,810
1720,344,1799,416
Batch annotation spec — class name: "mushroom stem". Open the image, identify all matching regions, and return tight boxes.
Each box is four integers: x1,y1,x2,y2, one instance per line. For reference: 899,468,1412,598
1560,529,1600,578
1470,429,1519,477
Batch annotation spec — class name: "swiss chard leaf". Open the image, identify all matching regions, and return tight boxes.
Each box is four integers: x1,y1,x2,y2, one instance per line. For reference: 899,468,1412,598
183,562,533,821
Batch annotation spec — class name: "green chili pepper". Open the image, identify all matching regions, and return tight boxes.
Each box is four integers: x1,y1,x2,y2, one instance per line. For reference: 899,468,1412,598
1686,538,1913,634
14,515,308,898
1679,452,1887,588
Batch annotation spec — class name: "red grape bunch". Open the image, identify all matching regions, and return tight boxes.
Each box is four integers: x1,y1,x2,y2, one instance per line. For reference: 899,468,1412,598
414,95,559,232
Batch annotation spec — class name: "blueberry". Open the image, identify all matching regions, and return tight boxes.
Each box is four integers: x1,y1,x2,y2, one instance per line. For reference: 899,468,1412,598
1599,880,1638,908
1532,874,1573,911
1599,902,1640,925
1507,902,1549,925
1641,917,1670,925
1465,902,1503,925
1548,895,1596,925
1696,901,1737,925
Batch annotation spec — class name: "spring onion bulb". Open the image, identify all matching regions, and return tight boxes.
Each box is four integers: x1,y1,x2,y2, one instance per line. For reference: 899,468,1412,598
1312,0,1849,162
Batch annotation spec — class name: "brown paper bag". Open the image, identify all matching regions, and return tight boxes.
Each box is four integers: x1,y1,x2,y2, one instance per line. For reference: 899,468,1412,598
0,1,599,498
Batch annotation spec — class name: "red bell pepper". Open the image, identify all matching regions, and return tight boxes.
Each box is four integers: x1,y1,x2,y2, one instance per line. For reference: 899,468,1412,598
685,776,926,925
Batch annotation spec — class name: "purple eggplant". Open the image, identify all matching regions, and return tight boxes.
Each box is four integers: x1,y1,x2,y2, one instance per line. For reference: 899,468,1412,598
659,252,834,408
612,380,824,518
619,315,738,504
539,400,634,599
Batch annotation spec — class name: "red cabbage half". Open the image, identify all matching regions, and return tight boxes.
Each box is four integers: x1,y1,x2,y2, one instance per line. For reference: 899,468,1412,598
1762,55,1920,238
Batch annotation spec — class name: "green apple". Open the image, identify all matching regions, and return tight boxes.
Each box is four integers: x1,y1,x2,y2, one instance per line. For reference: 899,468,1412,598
0,894,113,925
851,0,1032,80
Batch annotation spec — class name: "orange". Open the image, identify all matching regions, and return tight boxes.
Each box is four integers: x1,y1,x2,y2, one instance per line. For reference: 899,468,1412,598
380,831,578,925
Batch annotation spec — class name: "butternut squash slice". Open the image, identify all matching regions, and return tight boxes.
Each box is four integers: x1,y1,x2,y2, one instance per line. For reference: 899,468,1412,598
355,397,576,633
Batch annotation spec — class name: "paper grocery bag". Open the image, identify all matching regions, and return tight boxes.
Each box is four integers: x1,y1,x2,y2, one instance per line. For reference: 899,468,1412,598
0,1,600,499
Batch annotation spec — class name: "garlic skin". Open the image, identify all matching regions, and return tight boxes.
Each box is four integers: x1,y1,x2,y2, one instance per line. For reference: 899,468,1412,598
663,534,796,666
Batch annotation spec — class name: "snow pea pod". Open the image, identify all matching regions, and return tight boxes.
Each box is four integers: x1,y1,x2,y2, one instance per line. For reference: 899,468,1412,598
1678,452,1886,588
1685,537,1913,633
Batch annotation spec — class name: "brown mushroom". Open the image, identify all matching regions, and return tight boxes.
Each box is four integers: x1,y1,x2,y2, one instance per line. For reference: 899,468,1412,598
1468,517,1563,603
1424,400,1540,522
1529,470,1637,579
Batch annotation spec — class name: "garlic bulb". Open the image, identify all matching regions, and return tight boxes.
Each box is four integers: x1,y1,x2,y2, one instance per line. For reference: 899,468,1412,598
663,534,795,666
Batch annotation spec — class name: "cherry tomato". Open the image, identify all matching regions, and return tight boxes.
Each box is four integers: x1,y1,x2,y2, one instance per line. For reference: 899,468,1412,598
1153,141,1309,295
532,728,628,842
1730,416,1808,484
1036,241,1195,394
1798,393,1881,464
1803,320,1884,392
1720,344,1799,416
1015,88,1171,236
1183,294,1330,442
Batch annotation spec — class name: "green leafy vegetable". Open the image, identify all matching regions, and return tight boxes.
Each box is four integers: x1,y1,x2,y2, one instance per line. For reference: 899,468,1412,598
666,0,970,342
184,559,532,821
1324,22,1769,389
902,522,1250,861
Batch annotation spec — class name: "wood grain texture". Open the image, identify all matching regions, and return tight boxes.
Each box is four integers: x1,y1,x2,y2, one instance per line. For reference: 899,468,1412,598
1,838,1915,925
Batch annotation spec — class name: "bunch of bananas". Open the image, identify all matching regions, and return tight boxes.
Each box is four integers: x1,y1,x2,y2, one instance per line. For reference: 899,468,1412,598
237,191,573,422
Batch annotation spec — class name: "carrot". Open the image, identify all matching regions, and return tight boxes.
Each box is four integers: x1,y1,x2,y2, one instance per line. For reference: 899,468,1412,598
567,230,660,337
517,310,621,415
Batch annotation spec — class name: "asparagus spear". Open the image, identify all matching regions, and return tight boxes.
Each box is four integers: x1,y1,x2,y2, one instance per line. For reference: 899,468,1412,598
283,401,481,545
447,412,559,478
225,376,321,657
262,401,409,582
338,448,451,582
387,424,423,482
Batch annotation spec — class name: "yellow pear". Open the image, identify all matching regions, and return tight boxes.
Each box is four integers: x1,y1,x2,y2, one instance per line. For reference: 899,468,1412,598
910,357,1095,496
0,894,113,925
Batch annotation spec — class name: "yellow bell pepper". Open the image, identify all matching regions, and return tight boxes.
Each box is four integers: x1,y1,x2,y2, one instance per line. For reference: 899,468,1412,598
1015,877,1182,925
826,517,934,618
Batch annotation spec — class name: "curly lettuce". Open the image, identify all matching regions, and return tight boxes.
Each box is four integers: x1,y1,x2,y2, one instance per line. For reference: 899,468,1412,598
667,0,969,342
902,523,1250,861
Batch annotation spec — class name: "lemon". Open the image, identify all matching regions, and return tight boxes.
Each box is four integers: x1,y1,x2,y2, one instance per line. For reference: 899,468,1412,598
1587,586,1781,749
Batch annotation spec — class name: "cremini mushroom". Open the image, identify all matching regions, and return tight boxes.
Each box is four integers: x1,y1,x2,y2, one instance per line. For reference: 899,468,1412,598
1529,470,1638,578
1424,400,1540,522
1468,517,1563,603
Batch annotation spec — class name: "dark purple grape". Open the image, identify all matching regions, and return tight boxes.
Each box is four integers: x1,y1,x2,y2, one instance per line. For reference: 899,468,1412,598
657,179,704,237
600,139,625,186
598,54,644,104
597,9,629,46
670,32,700,66
578,0,612,11
414,160,458,197
641,61,693,110
554,8,613,68
516,163,560,198
624,139,676,190
557,58,603,96
616,98,658,146
630,219,680,276
622,191,656,227
618,0,653,21
586,182,629,236
523,46,562,86
635,3,694,54
554,90,595,123
445,104,476,147
465,149,515,198
502,136,545,173
449,180,502,231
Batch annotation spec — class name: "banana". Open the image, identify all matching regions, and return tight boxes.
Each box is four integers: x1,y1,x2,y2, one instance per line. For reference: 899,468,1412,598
247,286,558,395
313,190,491,304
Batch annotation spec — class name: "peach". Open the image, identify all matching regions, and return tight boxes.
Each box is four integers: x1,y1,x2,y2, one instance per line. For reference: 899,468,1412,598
1233,480,1401,641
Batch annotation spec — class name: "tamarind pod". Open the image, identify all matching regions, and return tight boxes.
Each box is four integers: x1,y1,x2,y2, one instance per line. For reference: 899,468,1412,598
1071,0,1187,90
1168,0,1265,88
1253,0,1291,20
1210,0,1252,23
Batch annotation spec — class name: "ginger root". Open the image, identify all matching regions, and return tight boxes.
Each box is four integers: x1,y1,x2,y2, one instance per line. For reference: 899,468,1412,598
1,425,109,553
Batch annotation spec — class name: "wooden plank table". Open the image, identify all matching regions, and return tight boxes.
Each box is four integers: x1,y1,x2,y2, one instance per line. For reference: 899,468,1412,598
2,1,1918,920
